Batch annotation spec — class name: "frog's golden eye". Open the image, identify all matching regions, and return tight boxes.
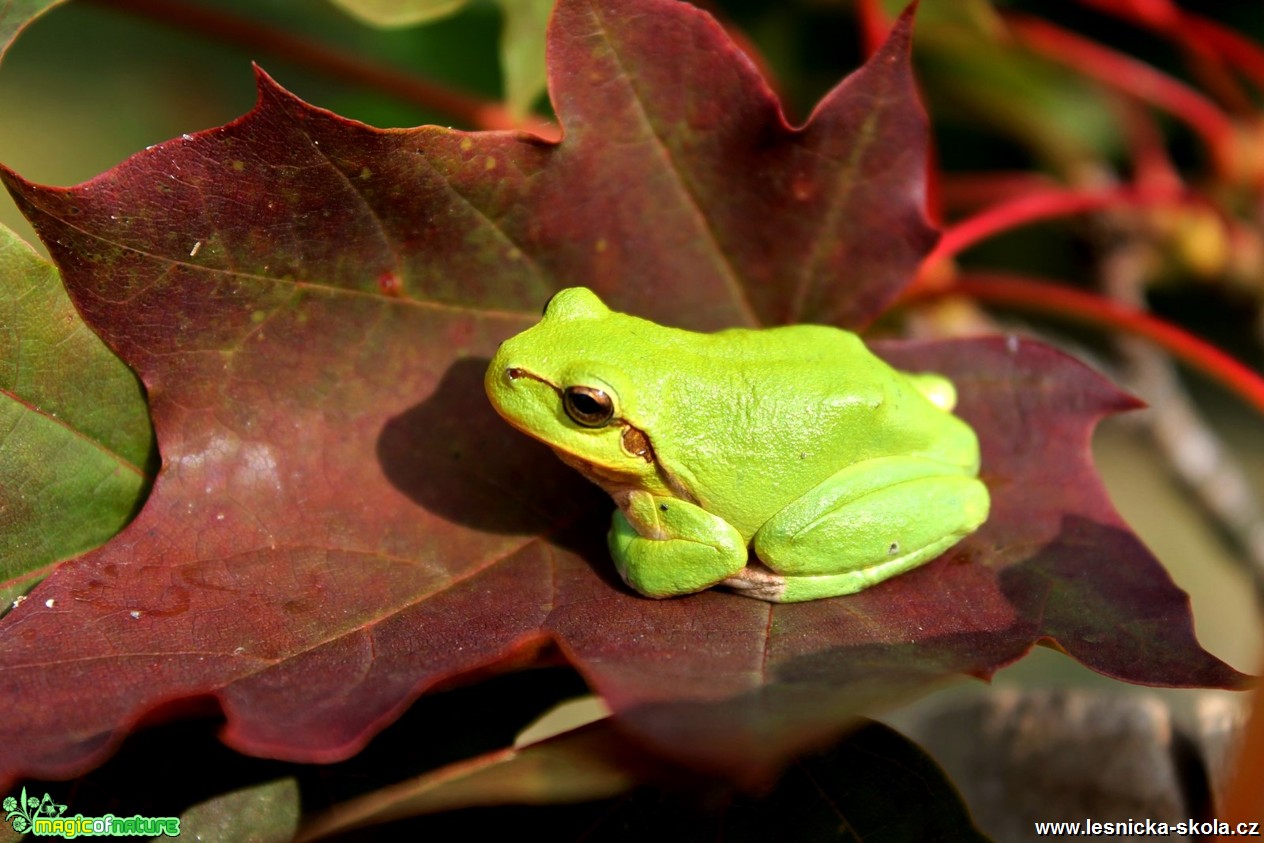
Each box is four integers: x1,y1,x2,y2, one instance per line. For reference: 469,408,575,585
563,386,614,427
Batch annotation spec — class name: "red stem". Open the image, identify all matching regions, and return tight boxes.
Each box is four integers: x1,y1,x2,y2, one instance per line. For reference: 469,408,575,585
924,186,1176,269
1073,0,1179,30
1117,100,1183,194
938,172,1062,213
903,274,1264,418
1185,16,1264,90
1006,13,1237,177
1074,0,1264,93
1073,0,1256,115
855,0,891,57
81,0,559,138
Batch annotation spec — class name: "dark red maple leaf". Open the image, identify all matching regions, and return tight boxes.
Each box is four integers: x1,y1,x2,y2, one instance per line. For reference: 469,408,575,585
0,0,1244,789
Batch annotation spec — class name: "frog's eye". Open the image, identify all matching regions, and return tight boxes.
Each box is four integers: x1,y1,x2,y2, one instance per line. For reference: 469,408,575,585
563,386,614,427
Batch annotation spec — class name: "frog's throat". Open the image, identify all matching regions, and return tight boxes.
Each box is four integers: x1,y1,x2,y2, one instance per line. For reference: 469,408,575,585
554,438,696,508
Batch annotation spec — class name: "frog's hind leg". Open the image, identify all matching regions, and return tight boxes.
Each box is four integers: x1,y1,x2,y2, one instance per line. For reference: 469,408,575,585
725,535,973,603
737,455,989,603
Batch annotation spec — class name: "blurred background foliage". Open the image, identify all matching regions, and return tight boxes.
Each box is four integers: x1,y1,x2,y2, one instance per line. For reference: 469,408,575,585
1,0,1261,835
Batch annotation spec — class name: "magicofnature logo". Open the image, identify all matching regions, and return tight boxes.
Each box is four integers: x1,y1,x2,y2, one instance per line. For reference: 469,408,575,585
3,787,180,838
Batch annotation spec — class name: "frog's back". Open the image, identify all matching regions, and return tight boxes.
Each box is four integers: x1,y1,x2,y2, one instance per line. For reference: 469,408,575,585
645,323,978,540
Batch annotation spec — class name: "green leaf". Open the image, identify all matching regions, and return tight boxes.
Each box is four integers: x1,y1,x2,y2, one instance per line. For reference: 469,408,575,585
0,0,66,63
327,0,468,27
179,778,300,843
328,0,553,119
496,0,552,118
0,223,153,609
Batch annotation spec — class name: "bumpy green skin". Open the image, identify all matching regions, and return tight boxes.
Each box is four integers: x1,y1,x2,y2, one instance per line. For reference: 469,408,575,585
484,288,989,603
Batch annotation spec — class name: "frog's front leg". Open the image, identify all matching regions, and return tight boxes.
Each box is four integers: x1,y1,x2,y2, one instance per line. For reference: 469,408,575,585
728,456,989,603
608,490,748,598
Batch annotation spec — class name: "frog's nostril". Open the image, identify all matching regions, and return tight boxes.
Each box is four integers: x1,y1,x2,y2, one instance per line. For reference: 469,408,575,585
506,367,524,380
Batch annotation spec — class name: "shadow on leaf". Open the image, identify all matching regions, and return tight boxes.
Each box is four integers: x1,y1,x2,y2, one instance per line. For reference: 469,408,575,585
377,357,601,536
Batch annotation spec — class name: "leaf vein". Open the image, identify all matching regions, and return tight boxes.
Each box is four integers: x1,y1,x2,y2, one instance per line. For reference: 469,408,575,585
0,386,147,479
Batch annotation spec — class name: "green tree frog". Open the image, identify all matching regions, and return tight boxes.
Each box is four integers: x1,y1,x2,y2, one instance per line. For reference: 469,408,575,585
484,288,990,603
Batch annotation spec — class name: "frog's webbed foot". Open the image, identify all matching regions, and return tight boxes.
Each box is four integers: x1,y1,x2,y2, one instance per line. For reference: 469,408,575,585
608,491,747,598
722,562,908,604
724,550,965,604
721,563,787,602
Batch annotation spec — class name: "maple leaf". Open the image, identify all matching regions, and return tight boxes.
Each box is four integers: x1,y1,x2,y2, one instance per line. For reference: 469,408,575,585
0,0,1244,789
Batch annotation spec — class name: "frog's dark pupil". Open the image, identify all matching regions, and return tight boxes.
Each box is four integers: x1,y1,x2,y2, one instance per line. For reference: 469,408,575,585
564,386,613,427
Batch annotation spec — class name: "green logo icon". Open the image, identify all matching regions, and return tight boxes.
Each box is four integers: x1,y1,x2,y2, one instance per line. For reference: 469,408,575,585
3,787,66,833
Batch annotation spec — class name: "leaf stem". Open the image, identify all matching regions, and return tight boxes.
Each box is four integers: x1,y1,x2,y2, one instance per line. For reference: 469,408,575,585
938,171,1062,213
922,186,1176,269
1005,13,1238,178
80,0,558,137
1185,16,1264,90
902,273,1264,418
1073,0,1264,93
1116,101,1184,194
855,0,891,57
1073,0,1180,30
1071,0,1256,114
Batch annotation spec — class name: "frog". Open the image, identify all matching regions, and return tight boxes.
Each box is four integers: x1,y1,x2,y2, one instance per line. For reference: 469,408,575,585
484,287,990,603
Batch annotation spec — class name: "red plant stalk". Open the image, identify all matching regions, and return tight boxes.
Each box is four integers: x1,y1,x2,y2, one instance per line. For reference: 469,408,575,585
1072,0,1255,116
1073,0,1264,92
1186,16,1264,90
938,172,1063,214
902,273,1264,418
855,0,892,57
919,186,1180,274
1005,13,1237,178
1117,100,1184,195
1074,0,1179,31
